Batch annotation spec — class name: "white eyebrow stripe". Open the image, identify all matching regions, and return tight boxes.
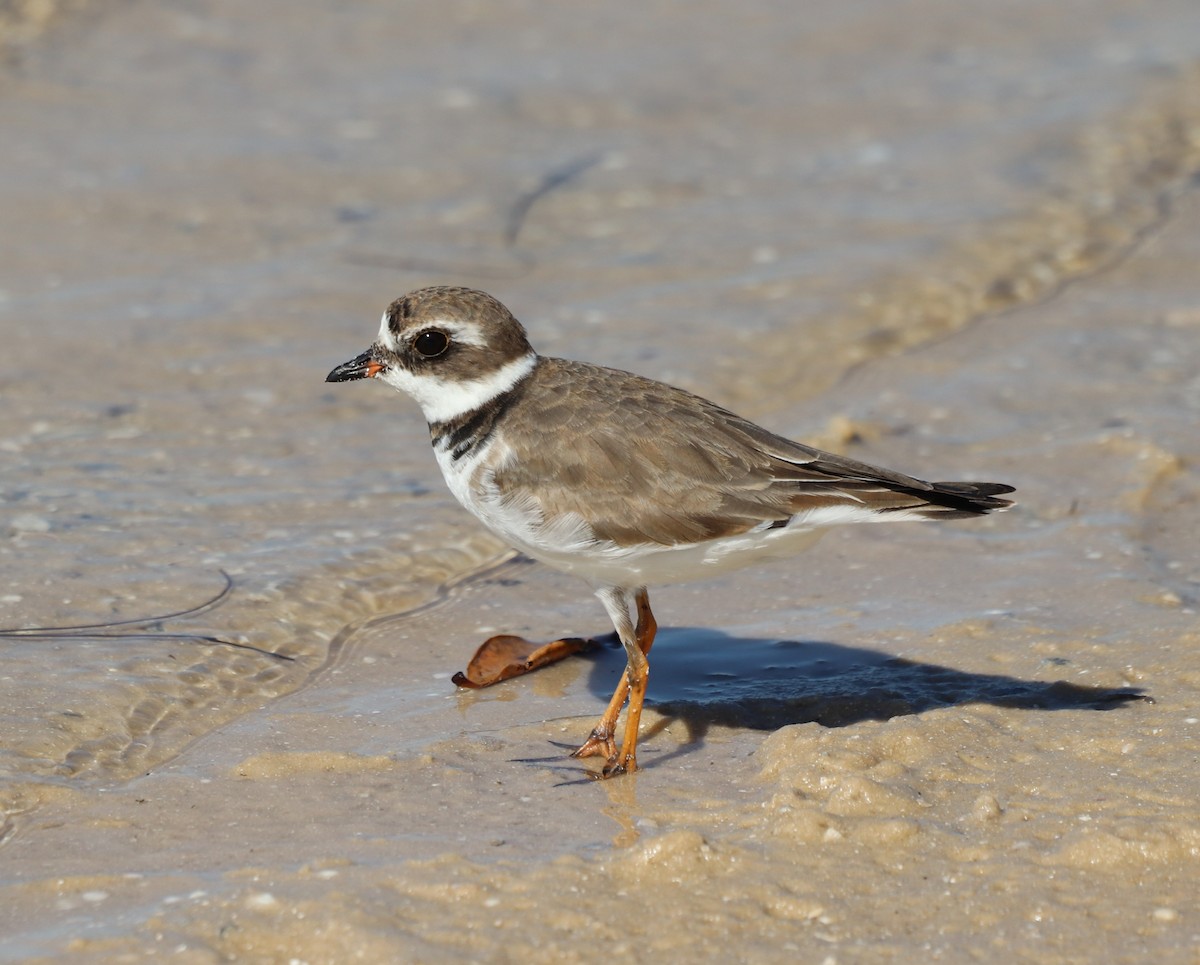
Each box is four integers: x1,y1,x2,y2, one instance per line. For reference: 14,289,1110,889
378,315,487,352
420,318,488,349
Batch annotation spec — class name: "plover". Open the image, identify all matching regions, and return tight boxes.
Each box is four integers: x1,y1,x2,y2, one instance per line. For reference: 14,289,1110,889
327,287,1014,777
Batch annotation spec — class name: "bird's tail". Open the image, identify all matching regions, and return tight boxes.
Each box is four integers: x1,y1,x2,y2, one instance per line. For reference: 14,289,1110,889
908,481,1016,519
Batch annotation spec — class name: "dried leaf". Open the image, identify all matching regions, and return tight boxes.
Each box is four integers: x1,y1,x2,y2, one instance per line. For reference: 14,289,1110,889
452,634,595,688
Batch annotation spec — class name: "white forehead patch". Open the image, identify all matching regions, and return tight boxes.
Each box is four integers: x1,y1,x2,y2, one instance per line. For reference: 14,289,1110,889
377,311,398,352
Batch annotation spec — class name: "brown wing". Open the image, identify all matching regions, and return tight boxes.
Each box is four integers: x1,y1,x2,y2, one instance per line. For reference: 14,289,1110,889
491,358,1013,546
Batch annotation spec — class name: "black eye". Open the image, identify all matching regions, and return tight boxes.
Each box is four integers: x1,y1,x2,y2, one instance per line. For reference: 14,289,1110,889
413,330,450,358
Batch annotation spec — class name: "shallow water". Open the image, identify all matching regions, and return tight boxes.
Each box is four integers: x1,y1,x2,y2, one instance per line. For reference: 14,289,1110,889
2,0,1200,960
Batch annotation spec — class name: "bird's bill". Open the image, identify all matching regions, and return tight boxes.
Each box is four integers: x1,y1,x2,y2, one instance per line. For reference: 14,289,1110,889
325,349,383,382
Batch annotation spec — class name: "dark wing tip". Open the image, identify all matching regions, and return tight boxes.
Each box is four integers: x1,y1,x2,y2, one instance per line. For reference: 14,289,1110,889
932,481,1016,497
923,480,1016,516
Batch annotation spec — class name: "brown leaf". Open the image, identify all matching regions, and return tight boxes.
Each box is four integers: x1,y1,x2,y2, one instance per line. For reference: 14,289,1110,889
451,634,595,688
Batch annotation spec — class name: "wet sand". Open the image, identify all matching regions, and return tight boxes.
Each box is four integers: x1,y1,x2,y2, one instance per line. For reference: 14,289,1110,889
2,1,1200,961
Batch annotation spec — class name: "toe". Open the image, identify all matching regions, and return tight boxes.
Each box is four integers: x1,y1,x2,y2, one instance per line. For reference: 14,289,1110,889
601,754,636,778
571,732,617,760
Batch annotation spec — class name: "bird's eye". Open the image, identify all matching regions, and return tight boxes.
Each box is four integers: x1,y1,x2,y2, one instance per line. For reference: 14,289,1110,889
413,330,450,358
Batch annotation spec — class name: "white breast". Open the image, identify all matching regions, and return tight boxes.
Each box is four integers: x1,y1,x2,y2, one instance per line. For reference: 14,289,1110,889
434,437,598,559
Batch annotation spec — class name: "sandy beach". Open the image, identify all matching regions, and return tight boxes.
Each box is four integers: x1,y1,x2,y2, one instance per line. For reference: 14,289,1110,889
1,1,1199,961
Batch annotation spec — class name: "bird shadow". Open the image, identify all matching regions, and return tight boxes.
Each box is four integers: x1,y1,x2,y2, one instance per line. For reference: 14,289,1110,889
570,627,1149,770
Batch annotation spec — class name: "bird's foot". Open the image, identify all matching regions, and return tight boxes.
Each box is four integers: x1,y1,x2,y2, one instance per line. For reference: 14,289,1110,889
570,727,617,761
601,750,637,779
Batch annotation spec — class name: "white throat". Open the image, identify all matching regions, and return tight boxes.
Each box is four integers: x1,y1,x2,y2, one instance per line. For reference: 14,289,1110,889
380,352,537,424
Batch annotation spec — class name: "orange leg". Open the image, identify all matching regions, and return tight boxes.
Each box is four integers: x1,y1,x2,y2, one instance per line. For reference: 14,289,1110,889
572,588,657,775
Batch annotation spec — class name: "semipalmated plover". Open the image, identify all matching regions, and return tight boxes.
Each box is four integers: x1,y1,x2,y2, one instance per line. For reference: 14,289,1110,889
327,287,1014,777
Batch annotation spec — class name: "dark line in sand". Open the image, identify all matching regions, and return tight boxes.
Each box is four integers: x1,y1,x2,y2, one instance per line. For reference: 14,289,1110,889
0,570,234,634
0,570,295,663
343,151,604,278
295,550,522,694
504,151,605,248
